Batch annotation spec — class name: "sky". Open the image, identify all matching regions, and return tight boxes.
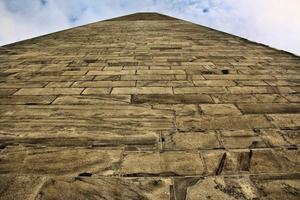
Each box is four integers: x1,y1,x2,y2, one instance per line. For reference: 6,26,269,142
0,0,299,55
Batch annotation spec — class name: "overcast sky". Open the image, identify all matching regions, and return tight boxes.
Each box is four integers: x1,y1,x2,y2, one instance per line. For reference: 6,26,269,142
0,0,299,55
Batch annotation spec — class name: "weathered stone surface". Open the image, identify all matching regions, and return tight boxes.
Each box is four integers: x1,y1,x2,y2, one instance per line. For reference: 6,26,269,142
111,87,173,94
171,132,221,150
0,95,56,105
237,103,300,114
0,146,122,175
36,177,172,200
174,87,227,94
73,80,136,87
193,80,236,87
52,95,131,104
212,94,258,103
152,104,198,116
252,177,300,200
14,88,84,95
200,104,242,115
0,176,172,200
82,88,111,95
119,151,205,176
0,12,299,199
132,94,213,104
268,114,300,129
0,175,44,200
46,81,74,88
186,177,259,200
177,115,273,131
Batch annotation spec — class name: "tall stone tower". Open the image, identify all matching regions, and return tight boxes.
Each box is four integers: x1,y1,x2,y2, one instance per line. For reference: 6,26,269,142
0,13,299,199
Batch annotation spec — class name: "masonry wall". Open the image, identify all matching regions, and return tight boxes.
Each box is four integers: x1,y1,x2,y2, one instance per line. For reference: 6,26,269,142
0,13,299,199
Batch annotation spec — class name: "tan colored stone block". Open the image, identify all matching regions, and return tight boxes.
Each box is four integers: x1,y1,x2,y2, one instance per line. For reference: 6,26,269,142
14,88,84,95
46,81,74,88
200,104,242,115
283,94,300,102
252,178,300,200
82,88,111,95
62,70,87,75
177,115,273,131
153,104,198,116
203,74,274,80
111,87,173,94
174,87,227,94
121,74,176,81
212,94,257,103
137,80,193,87
237,103,300,114
186,177,259,200
260,129,289,147
268,114,300,129
0,175,44,200
87,70,136,75
0,88,18,96
254,94,288,102
266,80,300,86
33,177,172,200
52,95,131,105
250,150,283,173
173,132,221,150
103,66,123,70
221,136,266,149
73,80,136,87
236,80,268,86
30,75,94,82
0,96,56,105
0,146,122,175
119,151,204,176
228,86,275,94
0,82,47,88
136,69,185,75
193,80,236,86
132,94,213,104
220,130,257,137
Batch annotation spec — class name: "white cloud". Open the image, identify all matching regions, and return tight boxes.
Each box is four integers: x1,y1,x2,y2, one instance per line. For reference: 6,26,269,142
0,0,299,55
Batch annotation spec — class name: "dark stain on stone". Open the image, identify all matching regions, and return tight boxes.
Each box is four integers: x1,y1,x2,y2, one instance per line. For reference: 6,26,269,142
84,59,98,63
215,152,226,176
239,150,252,171
78,172,92,177
222,69,229,74
287,145,298,150
0,143,7,149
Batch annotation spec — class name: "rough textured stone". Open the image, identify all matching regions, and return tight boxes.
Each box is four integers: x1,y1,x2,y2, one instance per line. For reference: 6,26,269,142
119,151,205,176
200,104,242,115
0,12,299,199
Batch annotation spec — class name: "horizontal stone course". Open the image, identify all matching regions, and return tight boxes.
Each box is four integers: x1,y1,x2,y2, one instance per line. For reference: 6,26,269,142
14,88,84,95
111,87,173,94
